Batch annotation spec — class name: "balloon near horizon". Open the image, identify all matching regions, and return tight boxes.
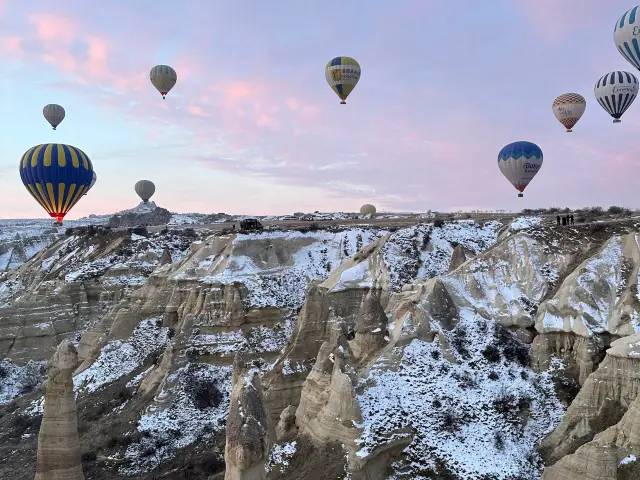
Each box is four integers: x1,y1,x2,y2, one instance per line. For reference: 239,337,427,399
360,204,376,215
19,143,94,223
135,180,156,203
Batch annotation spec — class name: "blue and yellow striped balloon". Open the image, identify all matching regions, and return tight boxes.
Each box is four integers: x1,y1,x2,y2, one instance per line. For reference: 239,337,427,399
325,56,361,104
19,143,94,222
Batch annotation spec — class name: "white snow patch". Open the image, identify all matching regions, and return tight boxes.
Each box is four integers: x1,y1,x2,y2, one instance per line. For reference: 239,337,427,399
74,318,169,394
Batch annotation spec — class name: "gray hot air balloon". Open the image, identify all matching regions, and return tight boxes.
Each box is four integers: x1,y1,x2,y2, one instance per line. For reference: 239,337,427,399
135,180,155,203
43,104,65,130
360,204,376,215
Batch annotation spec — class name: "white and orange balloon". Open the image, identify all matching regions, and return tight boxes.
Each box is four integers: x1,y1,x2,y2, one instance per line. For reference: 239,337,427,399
552,93,586,132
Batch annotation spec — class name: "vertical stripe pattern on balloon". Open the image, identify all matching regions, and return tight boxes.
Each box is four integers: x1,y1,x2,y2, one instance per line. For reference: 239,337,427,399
594,70,638,120
614,6,640,71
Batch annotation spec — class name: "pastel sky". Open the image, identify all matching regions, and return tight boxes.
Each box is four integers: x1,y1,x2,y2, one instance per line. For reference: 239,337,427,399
1,0,640,219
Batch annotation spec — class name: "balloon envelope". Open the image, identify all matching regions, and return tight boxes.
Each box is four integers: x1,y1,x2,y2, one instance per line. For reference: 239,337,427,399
43,104,65,130
360,204,376,215
84,171,97,195
552,93,586,132
614,6,640,71
135,180,155,202
325,57,361,104
150,65,177,99
497,141,543,197
594,71,638,123
19,143,94,222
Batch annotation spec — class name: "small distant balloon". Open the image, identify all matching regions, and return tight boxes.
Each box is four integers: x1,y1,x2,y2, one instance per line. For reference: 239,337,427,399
325,57,361,104
19,143,94,223
149,65,177,99
593,71,638,123
497,141,543,198
43,104,65,130
360,204,376,215
135,180,155,203
552,93,586,132
614,6,640,71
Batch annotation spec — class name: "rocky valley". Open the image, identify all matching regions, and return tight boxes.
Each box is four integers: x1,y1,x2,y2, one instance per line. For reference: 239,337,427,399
1,211,639,479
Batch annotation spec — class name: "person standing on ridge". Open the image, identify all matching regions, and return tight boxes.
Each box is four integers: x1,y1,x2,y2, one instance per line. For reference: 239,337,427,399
570,214,574,225
556,215,561,225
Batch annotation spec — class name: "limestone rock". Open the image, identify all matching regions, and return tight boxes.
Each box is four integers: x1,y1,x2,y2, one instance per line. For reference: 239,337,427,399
225,353,269,480
35,339,84,480
448,244,475,272
159,247,172,265
275,405,298,442
350,288,388,364
541,334,640,466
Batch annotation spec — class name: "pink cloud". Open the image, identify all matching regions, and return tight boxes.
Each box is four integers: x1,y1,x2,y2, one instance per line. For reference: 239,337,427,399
84,36,110,77
513,0,612,42
29,13,77,44
0,36,22,56
187,104,209,117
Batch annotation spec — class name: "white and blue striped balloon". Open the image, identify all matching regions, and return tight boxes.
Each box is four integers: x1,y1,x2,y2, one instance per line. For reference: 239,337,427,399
593,71,638,123
615,6,640,71
42,104,65,130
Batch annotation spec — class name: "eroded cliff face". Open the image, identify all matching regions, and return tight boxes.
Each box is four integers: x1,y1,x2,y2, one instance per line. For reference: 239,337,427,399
224,354,269,480
9,216,639,478
533,231,640,385
541,335,640,479
34,339,84,480
263,219,640,479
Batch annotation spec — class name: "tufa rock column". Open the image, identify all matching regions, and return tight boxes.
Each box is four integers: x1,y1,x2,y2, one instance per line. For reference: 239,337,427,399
225,353,269,480
35,339,84,480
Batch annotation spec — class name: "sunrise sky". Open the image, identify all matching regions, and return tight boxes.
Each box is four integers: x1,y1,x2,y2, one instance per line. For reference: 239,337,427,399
1,0,640,219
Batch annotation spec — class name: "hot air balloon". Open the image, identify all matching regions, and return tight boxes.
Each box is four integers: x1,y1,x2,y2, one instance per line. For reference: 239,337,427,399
552,93,586,132
84,171,97,195
325,57,361,104
135,180,155,203
19,143,94,223
497,141,543,198
614,6,640,71
360,204,376,215
43,104,65,130
150,65,177,99
594,71,638,123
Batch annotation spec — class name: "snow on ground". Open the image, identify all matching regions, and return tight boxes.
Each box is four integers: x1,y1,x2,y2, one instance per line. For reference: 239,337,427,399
333,260,373,291
190,319,296,356
510,216,542,231
266,440,298,474
0,359,46,405
202,228,388,310
355,308,564,479
442,234,562,325
620,454,637,466
538,236,624,334
74,318,169,394
383,221,502,292
120,363,232,475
